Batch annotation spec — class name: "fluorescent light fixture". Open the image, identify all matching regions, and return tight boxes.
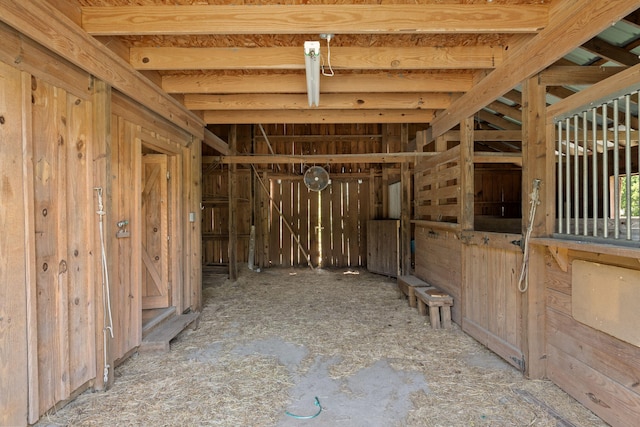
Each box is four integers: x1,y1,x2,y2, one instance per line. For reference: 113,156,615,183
304,41,321,107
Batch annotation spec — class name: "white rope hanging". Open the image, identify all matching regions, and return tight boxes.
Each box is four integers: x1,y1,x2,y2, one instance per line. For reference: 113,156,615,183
517,179,541,293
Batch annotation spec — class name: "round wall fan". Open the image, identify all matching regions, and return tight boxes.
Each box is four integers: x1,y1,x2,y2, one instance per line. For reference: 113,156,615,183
303,166,330,192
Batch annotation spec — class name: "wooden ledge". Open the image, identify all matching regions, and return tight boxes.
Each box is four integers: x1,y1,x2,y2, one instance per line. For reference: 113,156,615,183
530,237,640,260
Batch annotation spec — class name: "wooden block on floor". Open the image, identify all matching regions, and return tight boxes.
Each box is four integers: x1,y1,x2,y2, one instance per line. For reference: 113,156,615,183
397,275,433,308
415,287,453,329
140,312,200,353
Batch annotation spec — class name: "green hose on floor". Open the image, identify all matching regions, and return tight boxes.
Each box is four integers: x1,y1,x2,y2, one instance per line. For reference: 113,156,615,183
285,397,322,420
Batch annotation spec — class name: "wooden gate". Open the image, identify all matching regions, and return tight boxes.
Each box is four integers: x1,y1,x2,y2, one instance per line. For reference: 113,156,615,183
462,232,525,371
268,178,369,268
141,154,170,309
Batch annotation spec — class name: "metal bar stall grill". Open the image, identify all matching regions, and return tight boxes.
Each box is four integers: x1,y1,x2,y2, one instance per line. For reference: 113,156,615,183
555,90,640,243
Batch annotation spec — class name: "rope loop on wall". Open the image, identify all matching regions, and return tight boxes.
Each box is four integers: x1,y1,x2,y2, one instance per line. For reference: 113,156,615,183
518,179,542,293
94,187,114,385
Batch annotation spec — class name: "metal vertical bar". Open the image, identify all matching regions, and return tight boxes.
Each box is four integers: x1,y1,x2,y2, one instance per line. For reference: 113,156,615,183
565,117,572,234
557,120,563,234
574,115,580,235
591,107,598,237
582,111,589,236
613,98,620,239
624,94,632,240
602,103,609,238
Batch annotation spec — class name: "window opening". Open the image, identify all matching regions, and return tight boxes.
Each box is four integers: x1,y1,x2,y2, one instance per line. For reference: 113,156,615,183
555,90,640,243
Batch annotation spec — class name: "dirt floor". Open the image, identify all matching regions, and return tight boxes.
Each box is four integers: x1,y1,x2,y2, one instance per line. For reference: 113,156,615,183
38,267,608,426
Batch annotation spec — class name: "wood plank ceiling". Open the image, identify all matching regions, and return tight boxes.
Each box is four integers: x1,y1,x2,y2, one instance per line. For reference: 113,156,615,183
76,0,640,139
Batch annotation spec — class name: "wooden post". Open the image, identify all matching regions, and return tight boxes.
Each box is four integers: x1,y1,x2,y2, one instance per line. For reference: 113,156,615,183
400,123,412,275
183,137,202,311
91,78,114,391
228,125,238,280
435,134,447,152
459,116,474,230
521,75,551,379
260,171,270,268
22,71,39,425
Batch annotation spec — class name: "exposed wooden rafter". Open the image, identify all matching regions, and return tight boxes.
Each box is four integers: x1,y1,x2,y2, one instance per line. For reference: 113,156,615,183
162,72,474,95
130,46,505,71
203,109,436,124
208,151,437,165
428,0,640,139
185,93,457,111
81,4,548,35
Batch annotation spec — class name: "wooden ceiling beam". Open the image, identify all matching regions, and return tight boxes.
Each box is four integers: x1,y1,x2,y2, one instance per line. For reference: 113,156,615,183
184,93,457,111
162,72,474,94
486,100,523,123
477,110,521,130
443,130,522,142
540,66,627,86
548,63,640,124
130,46,504,71
203,128,229,155
211,152,436,165
581,37,640,66
203,109,435,124
255,135,383,142
428,0,639,139
81,4,548,36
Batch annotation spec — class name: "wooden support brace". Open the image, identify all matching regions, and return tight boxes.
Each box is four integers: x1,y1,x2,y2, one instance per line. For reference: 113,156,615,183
548,245,569,272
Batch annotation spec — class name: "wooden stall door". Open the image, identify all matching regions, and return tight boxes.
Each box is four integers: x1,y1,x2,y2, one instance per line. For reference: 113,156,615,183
366,220,400,276
141,154,170,309
462,233,525,371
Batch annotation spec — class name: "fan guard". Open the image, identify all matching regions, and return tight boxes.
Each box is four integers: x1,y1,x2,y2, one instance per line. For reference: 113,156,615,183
303,166,330,192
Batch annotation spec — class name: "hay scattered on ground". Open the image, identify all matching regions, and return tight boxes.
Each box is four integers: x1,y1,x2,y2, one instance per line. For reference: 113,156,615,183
38,267,607,427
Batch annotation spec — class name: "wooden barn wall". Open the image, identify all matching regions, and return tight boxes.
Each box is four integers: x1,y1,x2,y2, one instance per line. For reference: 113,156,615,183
31,69,97,416
0,31,202,424
540,248,640,426
0,46,98,423
202,123,403,269
111,92,201,359
0,60,32,427
414,225,462,324
263,177,370,268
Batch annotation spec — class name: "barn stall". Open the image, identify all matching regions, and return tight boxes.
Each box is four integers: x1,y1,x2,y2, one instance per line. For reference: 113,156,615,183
2,0,640,426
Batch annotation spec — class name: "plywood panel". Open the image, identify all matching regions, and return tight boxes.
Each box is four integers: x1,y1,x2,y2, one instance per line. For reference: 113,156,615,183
0,60,29,427
572,260,640,347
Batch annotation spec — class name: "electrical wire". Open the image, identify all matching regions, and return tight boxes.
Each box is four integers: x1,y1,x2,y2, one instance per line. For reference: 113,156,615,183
321,36,335,77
